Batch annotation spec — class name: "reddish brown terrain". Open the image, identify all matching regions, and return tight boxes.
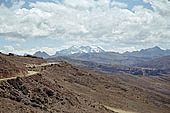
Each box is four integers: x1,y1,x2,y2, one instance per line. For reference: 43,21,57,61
0,53,46,79
0,53,170,113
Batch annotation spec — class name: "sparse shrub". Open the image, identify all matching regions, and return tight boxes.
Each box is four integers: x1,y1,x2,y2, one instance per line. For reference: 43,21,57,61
43,88,54,97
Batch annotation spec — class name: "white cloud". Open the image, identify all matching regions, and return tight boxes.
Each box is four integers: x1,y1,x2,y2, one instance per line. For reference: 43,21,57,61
1,46,60,55
110,1,128,8
6,37,25,42
0,0,170,52
63,0,95,9
3,45,15,53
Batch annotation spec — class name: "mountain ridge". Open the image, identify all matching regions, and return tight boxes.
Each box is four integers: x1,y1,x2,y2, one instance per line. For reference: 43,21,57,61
134,55,170,70
54,46,105,56
123,46,170,58
32,46,170,66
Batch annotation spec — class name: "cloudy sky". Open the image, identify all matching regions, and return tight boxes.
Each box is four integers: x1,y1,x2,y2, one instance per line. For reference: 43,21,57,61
0,0,170,55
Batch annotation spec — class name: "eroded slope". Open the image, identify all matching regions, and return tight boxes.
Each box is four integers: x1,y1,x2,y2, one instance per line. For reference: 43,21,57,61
0,53,46,79
0,60,170,113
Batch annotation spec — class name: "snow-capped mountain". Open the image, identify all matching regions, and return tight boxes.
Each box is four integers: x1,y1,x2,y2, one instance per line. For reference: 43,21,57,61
54,46,105,56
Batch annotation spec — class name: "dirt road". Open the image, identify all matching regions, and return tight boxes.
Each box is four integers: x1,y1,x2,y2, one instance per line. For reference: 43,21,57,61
0,62,59,81
26,62,60,68
104,105,137,113
0,71,39,81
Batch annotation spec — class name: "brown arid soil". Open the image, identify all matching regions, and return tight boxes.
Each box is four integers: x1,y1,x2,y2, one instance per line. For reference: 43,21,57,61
0,53,46,79
0,54,170,113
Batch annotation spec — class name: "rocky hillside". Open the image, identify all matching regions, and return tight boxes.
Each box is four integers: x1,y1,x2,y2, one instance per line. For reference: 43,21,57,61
0,53,46,79
0,62,115,113
0,60,170,113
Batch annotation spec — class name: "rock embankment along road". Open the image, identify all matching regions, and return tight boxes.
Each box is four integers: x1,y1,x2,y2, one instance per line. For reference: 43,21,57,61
0,62,60,81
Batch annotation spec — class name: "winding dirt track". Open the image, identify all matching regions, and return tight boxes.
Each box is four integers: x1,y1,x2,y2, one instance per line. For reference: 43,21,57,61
0,71,38,81
26,62,59,68
104,105,137,113
0,62,59,81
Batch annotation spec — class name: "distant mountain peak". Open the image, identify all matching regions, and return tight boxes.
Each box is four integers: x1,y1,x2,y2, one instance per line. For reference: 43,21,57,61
153,46,160,48
140,46,162,51
33,51,50,58
123,46,168,58
152,46,161,50
142,46,163,53
55,45,105,56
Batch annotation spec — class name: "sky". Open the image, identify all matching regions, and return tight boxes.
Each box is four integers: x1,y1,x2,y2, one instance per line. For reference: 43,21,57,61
0,0,170,55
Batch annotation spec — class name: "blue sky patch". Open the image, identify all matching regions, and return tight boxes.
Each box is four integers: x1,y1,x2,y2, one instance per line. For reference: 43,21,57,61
111,0,153,10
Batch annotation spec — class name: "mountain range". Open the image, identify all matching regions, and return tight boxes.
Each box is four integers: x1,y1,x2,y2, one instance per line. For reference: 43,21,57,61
33,45,170,76
33,46,105,58
124,46,170,58
33,46,170,66
53,46,105,56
